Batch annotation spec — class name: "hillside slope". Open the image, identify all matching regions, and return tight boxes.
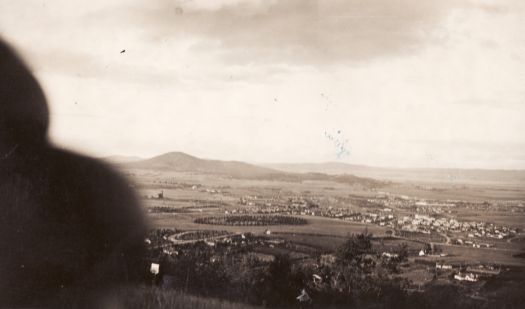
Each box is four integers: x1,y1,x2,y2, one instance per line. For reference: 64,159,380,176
123,152,385,187
126,152,285,178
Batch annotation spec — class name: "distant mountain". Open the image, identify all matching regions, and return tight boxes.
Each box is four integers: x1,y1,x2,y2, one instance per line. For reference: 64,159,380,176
125,152,283,178
264,162,525,186
122,152,385,187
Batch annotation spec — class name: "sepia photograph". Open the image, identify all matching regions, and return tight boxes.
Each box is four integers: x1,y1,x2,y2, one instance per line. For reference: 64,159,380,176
1,0,524,308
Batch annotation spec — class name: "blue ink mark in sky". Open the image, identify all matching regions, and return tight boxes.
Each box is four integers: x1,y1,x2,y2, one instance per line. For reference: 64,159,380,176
447,174,458,182
321,93,335,111
324,130,350,159
425,153,437,163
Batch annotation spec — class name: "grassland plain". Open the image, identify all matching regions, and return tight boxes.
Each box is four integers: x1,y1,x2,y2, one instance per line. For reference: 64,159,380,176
431,244,525,267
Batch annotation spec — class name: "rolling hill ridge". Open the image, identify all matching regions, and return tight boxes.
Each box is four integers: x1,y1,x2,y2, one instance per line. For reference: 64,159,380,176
121,152,384,187
124,152,284,178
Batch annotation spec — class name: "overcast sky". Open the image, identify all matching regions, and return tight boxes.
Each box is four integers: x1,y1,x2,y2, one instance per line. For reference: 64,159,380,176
1,0,524,169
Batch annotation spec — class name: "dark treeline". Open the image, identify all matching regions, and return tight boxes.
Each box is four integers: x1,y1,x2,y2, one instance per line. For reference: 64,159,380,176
148,206,190,213
175,230,231,241
195,215,307,226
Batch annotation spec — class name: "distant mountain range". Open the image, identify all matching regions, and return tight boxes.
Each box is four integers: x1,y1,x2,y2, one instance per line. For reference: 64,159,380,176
114,152,384,187
106,151,525,186
123,152,280,178
263,162,525,185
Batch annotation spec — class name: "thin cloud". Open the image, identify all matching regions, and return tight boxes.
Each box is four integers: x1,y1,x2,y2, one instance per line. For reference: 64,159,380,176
120,0,465,65
23,48,182,86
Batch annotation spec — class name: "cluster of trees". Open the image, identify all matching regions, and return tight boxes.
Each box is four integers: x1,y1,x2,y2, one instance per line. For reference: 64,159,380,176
144,232,515,308
148,206,188,213
175,230,230,241
146,232,409,306
147,229,180,245
194,215,307,226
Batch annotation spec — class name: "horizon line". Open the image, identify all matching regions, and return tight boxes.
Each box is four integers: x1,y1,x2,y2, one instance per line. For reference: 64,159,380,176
101,151,525,172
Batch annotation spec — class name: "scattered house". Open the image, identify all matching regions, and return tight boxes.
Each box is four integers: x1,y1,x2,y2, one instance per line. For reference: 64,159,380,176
419,250,426,257
362,254,377,262
320,254,337,267
466,265,501,276
435,263,453,270
267,239,285,245
144,238,151,245
265,229,271,235
382,252,399,259
150,263,160,275
454,273,478,282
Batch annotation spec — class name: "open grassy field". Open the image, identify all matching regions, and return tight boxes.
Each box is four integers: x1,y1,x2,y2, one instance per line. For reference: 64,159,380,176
385,182,525,201
270,232,348,251
431,244,525,267
150,213,386,238
271,233,427,253
458,212,525,230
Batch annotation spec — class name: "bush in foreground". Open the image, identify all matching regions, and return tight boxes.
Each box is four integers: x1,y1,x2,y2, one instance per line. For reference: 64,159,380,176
118,287,262,309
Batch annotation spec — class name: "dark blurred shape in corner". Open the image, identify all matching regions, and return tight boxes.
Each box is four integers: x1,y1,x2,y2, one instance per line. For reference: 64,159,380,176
0,38,149,308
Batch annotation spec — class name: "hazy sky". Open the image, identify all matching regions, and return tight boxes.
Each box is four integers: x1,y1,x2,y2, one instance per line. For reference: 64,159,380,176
1,0,524,169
